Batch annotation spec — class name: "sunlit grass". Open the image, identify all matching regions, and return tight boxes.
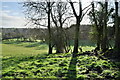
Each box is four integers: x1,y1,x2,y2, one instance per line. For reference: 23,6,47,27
2,44,48,57
82,46,95,52
2,41,95,58
2,40,120,79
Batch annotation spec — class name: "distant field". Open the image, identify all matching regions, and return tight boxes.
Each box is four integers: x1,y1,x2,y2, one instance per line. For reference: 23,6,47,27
2,44,47,57
2,40,95,57
2,41,48,57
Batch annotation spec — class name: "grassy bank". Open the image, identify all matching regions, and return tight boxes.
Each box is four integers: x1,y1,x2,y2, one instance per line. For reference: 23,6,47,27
2,40,120,79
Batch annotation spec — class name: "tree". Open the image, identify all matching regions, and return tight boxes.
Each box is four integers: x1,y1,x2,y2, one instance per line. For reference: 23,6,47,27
22,0,54,54
69,0,91,54
114,0,120,55
101,0,108,51
90,2,101,50
89,1,114,51
51,1,72,53
47,1,53,54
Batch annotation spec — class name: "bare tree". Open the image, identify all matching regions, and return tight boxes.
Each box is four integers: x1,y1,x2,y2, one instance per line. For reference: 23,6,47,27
22,0,54,54
51,1,72,53
69,0,91,54
114,0,120,55
89,1,114,51
101,0,109,51
90,2,101,50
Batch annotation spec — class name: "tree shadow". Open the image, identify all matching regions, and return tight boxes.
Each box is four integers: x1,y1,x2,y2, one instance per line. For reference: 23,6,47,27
67,53,77,79
25,42,45,48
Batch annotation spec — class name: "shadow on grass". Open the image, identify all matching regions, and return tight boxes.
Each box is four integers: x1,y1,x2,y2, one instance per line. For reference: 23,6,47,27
25,42,46,48
2,53,48,70
67,53,77,79
3,40,22,44
3,40,46,48
70,40,96,47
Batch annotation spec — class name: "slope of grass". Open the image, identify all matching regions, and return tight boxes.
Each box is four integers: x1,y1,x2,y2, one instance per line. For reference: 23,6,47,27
2,44,48,57
76,55,120,79
2,41,48,71
2,53,71,78
2,52,120,79
2,40,120,79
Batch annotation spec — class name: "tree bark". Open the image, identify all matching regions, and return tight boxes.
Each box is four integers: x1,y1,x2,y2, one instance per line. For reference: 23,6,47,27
97,31,101,50
73,19,80,53
114,1,120,54
55,27,65,53
91,2,101,50
48,2,52,54
101,1,108,51
69,1,82,54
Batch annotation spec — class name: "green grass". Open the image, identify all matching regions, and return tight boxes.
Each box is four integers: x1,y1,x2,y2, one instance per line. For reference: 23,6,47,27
2,57,71,78
2,40,94,57
2,44,48,57
81,46,95,52
2,40,120,79
2,52,120,79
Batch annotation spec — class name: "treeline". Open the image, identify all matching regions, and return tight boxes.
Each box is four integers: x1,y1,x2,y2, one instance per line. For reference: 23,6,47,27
2,25,92,44
17,0,120,57
2,28,47,41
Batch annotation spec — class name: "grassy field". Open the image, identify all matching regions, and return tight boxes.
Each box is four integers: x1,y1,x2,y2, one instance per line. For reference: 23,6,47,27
2,40,120,79
2,43,48,57
2,40,95,57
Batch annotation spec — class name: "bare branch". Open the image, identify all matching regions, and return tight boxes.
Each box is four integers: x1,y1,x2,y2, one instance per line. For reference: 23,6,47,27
80,7,91,22
51,11,58,27
69,2,78,17
82,4,91,11
79,1,82,17
62,16,74,24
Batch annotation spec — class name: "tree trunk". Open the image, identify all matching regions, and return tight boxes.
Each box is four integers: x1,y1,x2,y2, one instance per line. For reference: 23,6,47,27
101,1,108,51
91,2,100,50
97,30,101,50
48,2,52,54
114,1,120,54
55,26,65,53
69,1,82,54
73,19,80,53
56,42,65,53
55,29,64,53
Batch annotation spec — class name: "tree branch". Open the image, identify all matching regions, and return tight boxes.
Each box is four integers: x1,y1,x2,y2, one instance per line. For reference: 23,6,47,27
80,7,91,22
82,4,91,11
51,11,58,27
69,2,78,17
62,16,74,24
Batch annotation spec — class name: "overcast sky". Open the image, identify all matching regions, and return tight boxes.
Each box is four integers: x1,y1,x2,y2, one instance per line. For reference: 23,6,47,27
0,0,120,28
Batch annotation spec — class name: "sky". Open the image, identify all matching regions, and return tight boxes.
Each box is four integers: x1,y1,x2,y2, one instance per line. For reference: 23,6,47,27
0,1,26,28
0,0,120,28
